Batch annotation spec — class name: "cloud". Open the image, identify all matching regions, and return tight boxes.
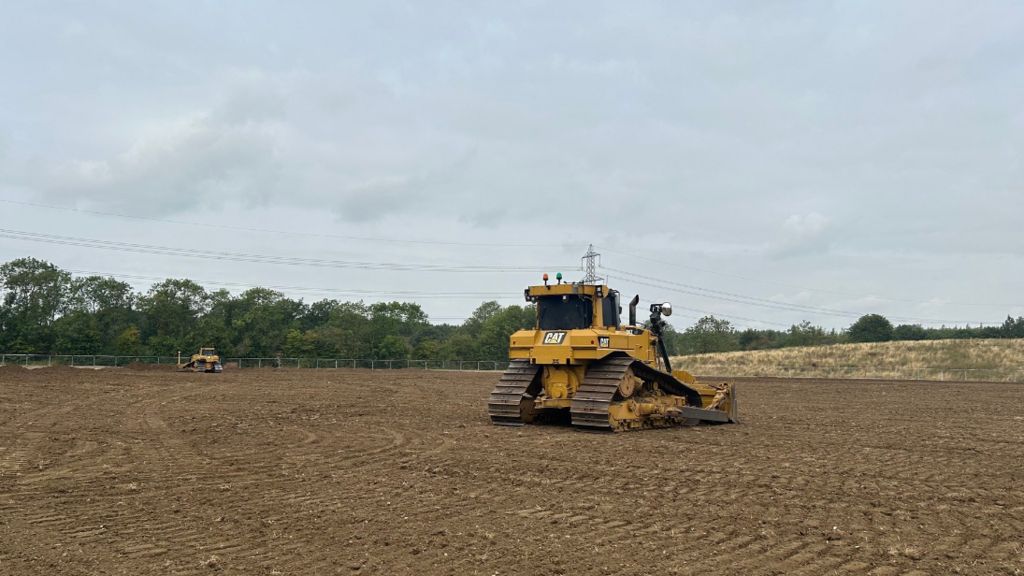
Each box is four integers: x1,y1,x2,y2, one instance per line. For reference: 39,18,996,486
24,74,288,214
2,1,1023,328
772,212,832,258
42,112,283,214
331,175,424,223
782,212,830,238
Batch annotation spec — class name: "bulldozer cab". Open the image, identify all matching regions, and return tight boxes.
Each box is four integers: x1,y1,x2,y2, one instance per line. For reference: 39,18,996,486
527,283,621,330
199,347,217,356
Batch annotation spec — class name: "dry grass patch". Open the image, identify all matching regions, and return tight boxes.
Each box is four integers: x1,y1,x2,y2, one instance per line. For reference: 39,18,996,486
675,338,1024,382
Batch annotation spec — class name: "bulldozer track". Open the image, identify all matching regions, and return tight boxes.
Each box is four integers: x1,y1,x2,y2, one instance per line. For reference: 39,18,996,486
570,355,708,430
570,355,634,429
487,359,540,426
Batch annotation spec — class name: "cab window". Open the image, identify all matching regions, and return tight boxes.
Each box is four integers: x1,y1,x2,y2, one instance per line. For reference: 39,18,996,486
602,291,621,327
537,295,593,330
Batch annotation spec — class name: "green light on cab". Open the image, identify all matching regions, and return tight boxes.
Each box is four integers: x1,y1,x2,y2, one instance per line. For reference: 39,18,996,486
556,272,562,282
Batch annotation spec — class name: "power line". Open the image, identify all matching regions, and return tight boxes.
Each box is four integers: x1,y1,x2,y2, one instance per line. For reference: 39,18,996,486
66,269,522,301
607,277,790,328
598,245,1020,309
0,228,575,274
608,267,999,326
668,304,790,328
604,265,859,316
0,198,564,249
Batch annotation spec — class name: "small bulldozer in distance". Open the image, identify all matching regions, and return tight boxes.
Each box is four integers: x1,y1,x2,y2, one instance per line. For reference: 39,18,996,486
488,275,737,431
180,347,224,373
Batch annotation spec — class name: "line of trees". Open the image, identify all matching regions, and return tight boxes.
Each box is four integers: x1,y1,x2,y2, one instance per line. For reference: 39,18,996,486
0,258,533,360
668,312,1024,355
3,257,1022,359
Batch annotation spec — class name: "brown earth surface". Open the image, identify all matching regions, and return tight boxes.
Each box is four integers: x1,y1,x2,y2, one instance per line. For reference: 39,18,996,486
0,366,1022,575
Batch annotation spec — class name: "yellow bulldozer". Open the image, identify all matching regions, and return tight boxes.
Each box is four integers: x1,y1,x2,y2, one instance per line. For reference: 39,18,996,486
488,274,737,431
179,347,224,373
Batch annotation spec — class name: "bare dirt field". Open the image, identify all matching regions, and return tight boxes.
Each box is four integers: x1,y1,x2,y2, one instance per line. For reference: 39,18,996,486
1,366,1021,575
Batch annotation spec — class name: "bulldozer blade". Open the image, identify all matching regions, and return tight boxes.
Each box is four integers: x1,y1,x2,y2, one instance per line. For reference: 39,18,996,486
668,406,732,424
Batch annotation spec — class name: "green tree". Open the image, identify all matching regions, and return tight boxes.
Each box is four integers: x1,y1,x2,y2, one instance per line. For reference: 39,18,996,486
321,301,372,358
283,328,316,358
139,279,210,353
114,326,144,356
437,332,479,360
0,300,7,349
230,288,303,356
53,310,102,353
477,304,535,359
0,257,72,352
785,321,829,347
678,315,738,354
463,301,503,337
301,299,339,331
413,338,442,359
847,314,894,343
376,334,411,359
1001,316,1024,338
893,323,928,341
366,301,428,359
737,328,782,350
196,289,238,355
67,275,139,351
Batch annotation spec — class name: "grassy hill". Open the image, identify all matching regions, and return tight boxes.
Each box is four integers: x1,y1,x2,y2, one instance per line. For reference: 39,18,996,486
673,338,1024,382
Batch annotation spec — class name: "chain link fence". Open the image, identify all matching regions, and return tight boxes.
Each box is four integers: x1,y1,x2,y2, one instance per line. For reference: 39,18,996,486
3,353,1020,381
0,353,510,371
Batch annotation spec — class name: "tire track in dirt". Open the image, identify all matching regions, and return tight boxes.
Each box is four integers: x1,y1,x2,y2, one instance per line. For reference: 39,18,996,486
100,375,433,574
1,368,1022,575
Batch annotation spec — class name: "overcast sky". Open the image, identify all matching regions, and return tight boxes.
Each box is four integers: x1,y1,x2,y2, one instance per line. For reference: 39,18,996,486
1,1,1022,329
